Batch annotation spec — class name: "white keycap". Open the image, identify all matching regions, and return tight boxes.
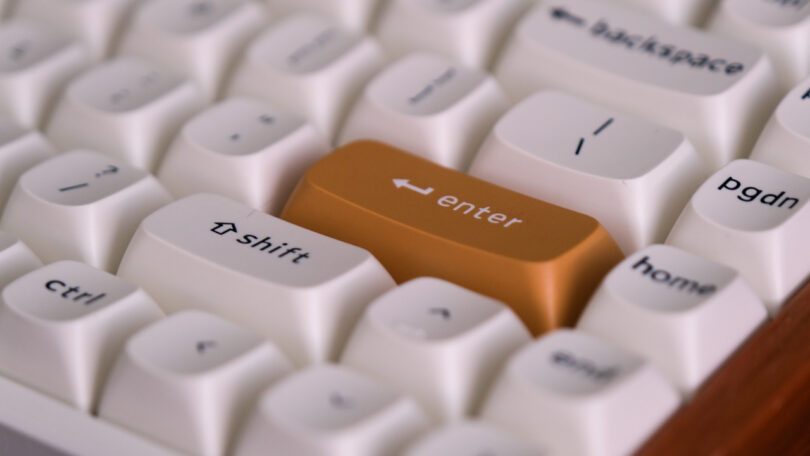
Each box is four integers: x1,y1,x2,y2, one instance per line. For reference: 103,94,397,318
750,76,810,177
469,91,708,254
0,260,163,412
0,150,172,272
117,0,268,101
577,244,766,395
0,119,55,211
374,0,529,69
99,310,291,456
227,13,384,140
402,421,542,456
708,0,810,89
480,329,680,456
615,0,718,25
0,375,183,456
46,57,205,171
0,231,41,290
232,364,431,456
264,0,380,31
0,21,89,128
157,97,329,215
340,52,508,170
341,277,530,422
117,193,395,365
13,0,140,60
494,0,781,170
666,159,810,312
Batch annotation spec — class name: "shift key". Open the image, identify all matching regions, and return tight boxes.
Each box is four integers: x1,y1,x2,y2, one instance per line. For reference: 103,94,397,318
282,141,623,334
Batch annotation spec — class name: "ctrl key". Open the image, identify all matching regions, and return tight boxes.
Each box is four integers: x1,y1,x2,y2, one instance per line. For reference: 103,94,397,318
479,329,680,456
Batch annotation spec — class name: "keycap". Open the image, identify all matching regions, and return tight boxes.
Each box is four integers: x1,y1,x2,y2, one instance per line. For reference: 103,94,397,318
46,57,205,171
117,0,268,101
402,421,542,456
157,97,329,215
0,376,182,456
469,91,708,254
666,159,810,313
615,0,718,25
0,231,41,290
708,0,810,89
494,0,781,170
480,329,680,456
577,244,767,395
264,0,380,31
340,277,531,422
750,75,810,177
98,310,291,456
0,21,89,128
0,119,55,211
374,0,529,69
227,13,384,140
339,52,507,170
232,364,431,456
13,0,140,60
0,260,164,412
281,141,623,334
117,193,395,365
0,150,172,272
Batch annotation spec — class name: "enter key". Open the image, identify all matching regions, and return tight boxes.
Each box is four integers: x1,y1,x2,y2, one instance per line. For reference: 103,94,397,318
282,141,623,333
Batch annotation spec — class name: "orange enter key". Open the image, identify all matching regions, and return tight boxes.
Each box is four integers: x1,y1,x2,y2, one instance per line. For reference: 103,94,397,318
282,141,623,334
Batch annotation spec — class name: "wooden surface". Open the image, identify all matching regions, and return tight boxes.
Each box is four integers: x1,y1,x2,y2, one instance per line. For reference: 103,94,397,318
636,281,810,456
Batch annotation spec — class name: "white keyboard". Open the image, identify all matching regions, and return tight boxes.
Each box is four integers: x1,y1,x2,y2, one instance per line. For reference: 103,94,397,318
1,0,810,455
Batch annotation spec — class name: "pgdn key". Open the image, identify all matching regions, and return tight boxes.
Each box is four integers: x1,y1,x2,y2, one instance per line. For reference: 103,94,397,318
282,141,624,334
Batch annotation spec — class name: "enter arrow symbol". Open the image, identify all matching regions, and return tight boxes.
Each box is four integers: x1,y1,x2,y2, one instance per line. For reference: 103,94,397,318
95,165,119,178
393,179,434,196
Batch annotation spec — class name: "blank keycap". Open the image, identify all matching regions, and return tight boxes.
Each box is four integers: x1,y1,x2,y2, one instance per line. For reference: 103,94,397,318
615,0,718,25
339,52,508,170
750,76,810,177
577,244,767,395
13,0,140,60
480,329,680,456
402,421,542,456
157,97,329,215
264,0,380,31
281,141,623,334
99,310,292,456
374,0,529,69
0,231,41,290
666,159,810,313
0,118,55,211
0,260,163,411
0,21,89,128
340,277,531,422
0,150,172,272
46,57,205,171
469,91,708,254
232,364,431,456
117,0,268,101
708,0,810,89
117,193,395,365
494,0,781,170
227,13,384,140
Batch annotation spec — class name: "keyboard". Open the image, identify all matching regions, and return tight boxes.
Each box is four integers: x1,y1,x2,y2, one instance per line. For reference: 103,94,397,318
0,0,809,455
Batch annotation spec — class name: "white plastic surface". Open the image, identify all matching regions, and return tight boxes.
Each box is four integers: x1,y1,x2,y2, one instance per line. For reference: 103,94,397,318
666,159,810,312
0,231,41,290
0,119,55,212
116,193,396,365
339,52,508,169
157,97,329,215
264,0,380,31
577,244,767,395
494,0,781,170
616,0,718,25
340,277,531,422
99,310,291,456
402,421,543,456
469,91,708,254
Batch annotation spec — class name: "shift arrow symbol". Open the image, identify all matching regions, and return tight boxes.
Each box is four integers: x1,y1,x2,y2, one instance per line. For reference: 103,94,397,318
211,222,238,235
393,179,434,196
